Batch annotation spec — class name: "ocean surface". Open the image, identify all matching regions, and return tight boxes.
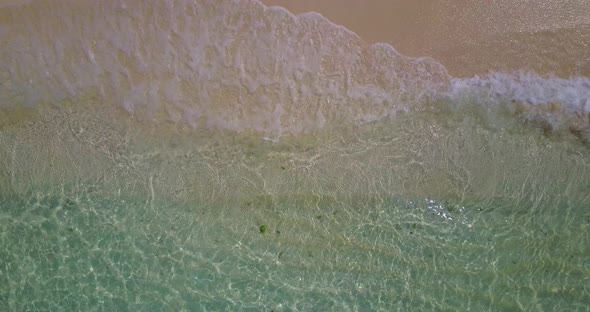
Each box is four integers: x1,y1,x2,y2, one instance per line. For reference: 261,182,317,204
1,0,589,310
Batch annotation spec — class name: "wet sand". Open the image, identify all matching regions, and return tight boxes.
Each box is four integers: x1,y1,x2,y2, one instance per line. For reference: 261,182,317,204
260,0,590,77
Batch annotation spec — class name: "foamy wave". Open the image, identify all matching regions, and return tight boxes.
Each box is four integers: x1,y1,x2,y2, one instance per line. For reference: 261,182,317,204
0,0,448,137
446,72,590,140
449,72,590,113
1,0,589,141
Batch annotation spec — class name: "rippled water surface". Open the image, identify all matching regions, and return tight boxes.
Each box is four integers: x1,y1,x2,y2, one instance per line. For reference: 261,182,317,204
1,0,589,310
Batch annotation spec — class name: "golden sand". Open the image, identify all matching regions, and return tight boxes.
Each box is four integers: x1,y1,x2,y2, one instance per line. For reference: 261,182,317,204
261,0,590,77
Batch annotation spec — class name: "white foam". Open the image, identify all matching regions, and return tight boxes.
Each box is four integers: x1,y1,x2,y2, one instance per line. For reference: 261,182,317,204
1,0,588,138
0,0,32,8
446,72,590,135
449,72,590,114
0,0,449,135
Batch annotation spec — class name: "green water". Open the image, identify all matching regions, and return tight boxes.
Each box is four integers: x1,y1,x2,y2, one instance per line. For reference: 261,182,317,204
2,0,589,310
1,105,589,311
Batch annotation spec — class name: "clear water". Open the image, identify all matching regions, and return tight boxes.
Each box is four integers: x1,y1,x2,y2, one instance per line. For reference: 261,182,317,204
1,0,589,311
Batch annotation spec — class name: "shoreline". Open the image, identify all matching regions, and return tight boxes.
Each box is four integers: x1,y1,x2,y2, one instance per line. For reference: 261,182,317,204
260,0,590,77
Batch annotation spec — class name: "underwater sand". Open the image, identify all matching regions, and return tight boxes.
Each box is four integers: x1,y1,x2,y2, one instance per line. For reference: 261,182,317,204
1,0,589,310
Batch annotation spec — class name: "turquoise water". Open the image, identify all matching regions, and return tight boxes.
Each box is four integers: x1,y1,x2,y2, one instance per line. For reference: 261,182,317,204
1,0,590,310
1,106,589,310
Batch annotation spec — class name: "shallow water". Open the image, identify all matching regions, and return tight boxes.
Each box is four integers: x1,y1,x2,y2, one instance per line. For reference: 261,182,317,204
1,103,589,311
1,0,590,311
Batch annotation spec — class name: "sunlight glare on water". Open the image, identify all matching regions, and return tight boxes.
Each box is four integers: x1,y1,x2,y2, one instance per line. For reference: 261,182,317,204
1,0,589,310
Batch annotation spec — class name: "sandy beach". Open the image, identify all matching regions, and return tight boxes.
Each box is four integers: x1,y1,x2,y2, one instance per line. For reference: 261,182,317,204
1,1,590,310
261,0,590,77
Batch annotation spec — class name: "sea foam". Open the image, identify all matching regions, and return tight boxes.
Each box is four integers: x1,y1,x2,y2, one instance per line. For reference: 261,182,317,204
0,0,447,136
447,72,590,139
0,0,588,140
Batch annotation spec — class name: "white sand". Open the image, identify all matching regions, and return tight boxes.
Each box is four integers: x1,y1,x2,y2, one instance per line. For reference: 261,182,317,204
261,0,590,77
